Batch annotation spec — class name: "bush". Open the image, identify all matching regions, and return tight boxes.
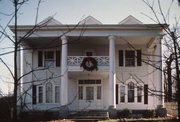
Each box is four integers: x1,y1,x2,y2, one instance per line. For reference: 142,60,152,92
0,96,13,121
118,108,132,118
144,110,156,118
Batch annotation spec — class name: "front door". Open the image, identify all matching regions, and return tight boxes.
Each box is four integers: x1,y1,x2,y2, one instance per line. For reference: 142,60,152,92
78,79,103,110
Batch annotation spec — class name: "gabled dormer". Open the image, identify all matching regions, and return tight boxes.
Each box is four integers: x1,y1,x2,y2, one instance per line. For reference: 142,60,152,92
119,15,143,24
79,16,102,25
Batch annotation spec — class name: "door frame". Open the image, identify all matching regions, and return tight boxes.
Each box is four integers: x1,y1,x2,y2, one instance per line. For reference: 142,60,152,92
77,78,103,110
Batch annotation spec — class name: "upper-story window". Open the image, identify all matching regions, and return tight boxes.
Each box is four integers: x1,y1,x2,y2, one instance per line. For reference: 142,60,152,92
44,51,54,67
125,51,135,66
86,52,93,56
38,50,60,67
119,50,142,67
84,49,95,56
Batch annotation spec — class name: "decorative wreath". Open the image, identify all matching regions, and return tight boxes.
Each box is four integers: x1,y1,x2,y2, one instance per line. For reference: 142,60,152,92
80,57,98,71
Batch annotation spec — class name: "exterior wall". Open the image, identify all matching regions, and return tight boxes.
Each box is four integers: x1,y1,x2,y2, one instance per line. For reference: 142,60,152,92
20,39,160,111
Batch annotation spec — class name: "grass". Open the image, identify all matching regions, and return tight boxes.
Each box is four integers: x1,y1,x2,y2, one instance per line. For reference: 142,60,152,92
98,118,179,122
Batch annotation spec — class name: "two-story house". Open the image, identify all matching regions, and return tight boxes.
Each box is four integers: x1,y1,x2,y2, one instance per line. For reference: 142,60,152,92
9,15,166,118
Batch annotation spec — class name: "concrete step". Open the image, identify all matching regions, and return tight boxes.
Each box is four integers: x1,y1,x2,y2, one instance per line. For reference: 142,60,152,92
69,110,109,120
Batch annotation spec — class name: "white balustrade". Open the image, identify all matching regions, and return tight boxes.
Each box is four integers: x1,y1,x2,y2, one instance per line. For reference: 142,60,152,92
67,56,109,66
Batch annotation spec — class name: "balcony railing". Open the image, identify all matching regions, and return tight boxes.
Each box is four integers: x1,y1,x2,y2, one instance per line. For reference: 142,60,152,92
67,56,109,66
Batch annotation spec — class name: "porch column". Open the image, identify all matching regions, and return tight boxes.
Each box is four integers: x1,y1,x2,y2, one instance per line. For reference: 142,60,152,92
60,36,68,106
108,36,116,108
155,37,163,108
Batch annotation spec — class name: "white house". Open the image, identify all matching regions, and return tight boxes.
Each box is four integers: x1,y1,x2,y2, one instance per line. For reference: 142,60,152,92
9,15,166,118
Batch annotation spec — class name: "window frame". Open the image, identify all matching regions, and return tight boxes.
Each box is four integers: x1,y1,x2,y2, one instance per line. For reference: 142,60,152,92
119,49,142,67
38,50,60,67
38,86,43,103
118,79,144,104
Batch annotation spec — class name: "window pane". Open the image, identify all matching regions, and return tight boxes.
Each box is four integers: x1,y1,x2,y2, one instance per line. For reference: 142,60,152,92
55,86,60,103
97,86,101,100
120,86,125,103
46,82,53,103
86,52,93,56
78,86,83,100
86,87,94,100
137,86,142,102
44,51,54,59
38,86,43,103
125,51,135,66
44,60,54,67
44,51,54,67
128,82,134,102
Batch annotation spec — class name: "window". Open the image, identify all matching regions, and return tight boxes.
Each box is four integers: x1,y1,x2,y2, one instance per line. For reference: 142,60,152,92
119,50,142,67
137,86,143,103
86,52,93,56
44,51,54,67
56,51,61,66
125,51,135,66
120,86,125,103
86,87,94,100
78,86,83,100
38,86,43,103
97,86,101,100
55,86,60,103
128,82,135,102
46,82,53,103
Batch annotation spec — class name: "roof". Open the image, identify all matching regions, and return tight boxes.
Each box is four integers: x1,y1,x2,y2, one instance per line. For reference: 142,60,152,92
119,15,143,24
79,16,102,25
38,16,62,25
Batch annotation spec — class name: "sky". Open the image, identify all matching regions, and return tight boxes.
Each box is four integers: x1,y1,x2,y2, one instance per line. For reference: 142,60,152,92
0,0,180,94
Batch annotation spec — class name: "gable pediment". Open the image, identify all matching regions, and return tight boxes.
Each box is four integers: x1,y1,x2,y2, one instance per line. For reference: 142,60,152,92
119,15,143,24
79,16,102,25
38,16,62,25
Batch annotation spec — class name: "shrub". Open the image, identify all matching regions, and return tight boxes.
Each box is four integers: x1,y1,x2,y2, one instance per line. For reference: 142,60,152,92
144,110,156,118
118,108,132,118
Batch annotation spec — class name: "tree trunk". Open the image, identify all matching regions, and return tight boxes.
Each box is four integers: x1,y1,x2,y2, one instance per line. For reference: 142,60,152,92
13,0,18,121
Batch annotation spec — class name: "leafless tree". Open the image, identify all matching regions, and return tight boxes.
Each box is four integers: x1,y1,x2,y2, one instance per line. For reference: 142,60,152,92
142,0,180,119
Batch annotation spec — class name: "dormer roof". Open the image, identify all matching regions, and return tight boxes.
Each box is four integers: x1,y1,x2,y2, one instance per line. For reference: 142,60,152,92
38,16,62,25
79,16,102,25
119,15,143,24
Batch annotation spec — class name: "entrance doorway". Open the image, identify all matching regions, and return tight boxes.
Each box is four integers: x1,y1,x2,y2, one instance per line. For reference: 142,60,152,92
78,79,103,110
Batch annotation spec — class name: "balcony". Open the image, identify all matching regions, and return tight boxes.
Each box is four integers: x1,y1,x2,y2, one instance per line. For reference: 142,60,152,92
67,56,109,71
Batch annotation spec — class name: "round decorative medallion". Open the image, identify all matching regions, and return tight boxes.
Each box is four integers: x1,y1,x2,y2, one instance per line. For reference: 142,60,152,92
80,57,98,71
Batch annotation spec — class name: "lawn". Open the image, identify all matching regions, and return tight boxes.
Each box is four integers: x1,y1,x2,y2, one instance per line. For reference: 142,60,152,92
98,118,179,122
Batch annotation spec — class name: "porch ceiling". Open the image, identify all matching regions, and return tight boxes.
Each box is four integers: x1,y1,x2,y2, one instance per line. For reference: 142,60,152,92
22,36,155,48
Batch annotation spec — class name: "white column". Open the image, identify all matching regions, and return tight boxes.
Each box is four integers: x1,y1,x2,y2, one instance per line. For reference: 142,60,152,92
155,37,163,108
108,36,116,108
60,36,68,106
21,46,33,104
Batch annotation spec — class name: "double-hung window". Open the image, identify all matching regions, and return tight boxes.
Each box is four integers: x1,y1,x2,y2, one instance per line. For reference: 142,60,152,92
38,50,60,67
125,51,135,66
119,50,142,67
44,51,54,67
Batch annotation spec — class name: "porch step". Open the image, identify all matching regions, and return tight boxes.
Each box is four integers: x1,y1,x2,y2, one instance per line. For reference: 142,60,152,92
68,110,109,120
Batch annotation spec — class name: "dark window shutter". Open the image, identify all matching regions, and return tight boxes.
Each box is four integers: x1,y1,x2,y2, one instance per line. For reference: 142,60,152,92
144,84,148,104
38,51,43,67
116,84,118,104
32,85,36,104
119,50,124,66
137,50,142,66
56,51,60,66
